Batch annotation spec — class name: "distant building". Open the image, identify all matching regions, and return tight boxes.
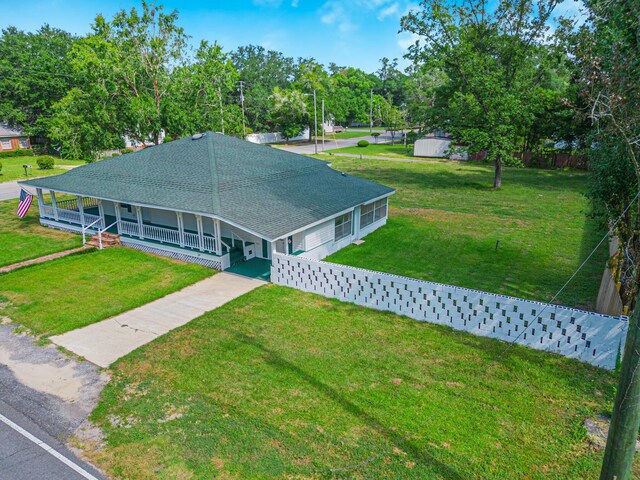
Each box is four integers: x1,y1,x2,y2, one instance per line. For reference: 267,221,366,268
413,132,468,160
0,123,31,152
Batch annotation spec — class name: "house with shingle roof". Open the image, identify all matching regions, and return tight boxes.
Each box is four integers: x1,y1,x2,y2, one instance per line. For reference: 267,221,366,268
0,123,30,152
20,132,394,273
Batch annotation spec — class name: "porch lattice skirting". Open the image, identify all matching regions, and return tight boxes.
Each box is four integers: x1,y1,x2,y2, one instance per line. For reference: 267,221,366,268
271,253,628,370
120,238,226,270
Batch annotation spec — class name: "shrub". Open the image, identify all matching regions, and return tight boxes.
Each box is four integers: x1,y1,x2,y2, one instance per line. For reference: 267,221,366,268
357,140,370,148
0,149,35,159
111,152,121,157
0,161,3,174
120,147,134,154
36,156,55,170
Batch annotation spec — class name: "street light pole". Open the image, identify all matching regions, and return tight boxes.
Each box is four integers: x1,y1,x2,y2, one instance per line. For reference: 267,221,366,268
322,98,325,152
370,88,373,134
313,89,318,155
239,80,246,139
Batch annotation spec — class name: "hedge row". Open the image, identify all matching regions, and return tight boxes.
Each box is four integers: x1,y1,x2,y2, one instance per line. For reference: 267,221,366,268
0,149,35,158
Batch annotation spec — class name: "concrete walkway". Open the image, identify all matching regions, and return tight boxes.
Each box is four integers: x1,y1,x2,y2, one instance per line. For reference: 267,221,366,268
51,273,265,368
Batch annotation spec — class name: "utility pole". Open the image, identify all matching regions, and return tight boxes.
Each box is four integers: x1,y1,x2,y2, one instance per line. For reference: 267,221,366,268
217,83,225,135
313,89,318,155
600,293,640,480
239,80,246,139
322,98,325,152
370,89,373,134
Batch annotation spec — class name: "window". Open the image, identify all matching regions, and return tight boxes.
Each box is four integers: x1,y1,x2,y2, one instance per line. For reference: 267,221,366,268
18,138,29,149
334,212,352,241
0,139,11,150
360,198,388,228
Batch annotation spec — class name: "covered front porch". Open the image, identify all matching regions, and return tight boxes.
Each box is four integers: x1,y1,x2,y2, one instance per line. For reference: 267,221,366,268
34,189,270,271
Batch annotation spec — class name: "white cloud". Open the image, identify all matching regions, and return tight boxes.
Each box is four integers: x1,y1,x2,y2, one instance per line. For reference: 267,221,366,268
377,2,399,20
397,31,419,50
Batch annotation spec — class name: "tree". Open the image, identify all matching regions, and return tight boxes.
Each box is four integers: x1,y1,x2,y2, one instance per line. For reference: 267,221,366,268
0,25,77,138
378,97,406,145
402,0,563,188
231,45,296,132
269,87,309,141
51,0,189,157
570,0,640,311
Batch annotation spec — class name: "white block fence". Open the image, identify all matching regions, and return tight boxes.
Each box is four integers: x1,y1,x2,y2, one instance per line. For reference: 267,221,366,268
271,253,629,370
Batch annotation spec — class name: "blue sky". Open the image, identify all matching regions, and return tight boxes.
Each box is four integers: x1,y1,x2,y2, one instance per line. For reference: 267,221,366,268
0,0,585,73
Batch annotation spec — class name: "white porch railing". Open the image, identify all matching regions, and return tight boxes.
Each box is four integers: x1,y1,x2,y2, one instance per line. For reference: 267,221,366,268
120,220,139,237
203,235,216,253
143,224,180,245
41,205,55,218
56,198,78,211
184,232,200,249
57,209,82,225
84,213,104,229
119,221,218,254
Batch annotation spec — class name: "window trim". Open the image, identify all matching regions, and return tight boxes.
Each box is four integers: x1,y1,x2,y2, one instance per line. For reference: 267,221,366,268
360,198,388,228
334,212,353,241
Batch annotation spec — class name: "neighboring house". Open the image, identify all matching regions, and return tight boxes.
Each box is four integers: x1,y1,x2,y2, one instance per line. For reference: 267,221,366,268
0,123,31,152
20,132,394,271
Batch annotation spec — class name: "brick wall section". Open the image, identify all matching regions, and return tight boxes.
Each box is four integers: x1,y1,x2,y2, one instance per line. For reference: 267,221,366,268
271,253,628,370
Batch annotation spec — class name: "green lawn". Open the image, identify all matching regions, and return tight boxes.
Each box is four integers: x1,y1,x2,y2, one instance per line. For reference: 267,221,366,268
0,155,85,183
330,143,416,158
87,285,624,479
0,199,83,267
0,247,213,336
326,131,372,139
315,156,604,310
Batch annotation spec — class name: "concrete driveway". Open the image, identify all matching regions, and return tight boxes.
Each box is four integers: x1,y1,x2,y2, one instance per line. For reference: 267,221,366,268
51,273,265,368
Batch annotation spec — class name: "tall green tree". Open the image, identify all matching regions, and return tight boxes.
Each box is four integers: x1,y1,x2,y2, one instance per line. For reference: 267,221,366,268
269,87,309,141
0,25,76,138
51,1,189,158
402,0,563,188
231,45,295,132
571,0,640,311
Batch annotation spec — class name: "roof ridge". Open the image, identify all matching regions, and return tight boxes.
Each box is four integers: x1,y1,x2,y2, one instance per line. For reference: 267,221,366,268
205,133,221,213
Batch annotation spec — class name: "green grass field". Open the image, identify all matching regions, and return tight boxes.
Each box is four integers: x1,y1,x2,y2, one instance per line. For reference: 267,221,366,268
330,143,416,158
0,155,84,183
87,285,624,479
315,155,604,310
325,131,372,139
0,199,83,267
0,247,213,336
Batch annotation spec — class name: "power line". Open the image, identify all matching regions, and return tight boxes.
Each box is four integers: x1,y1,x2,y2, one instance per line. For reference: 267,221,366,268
328,190,640,475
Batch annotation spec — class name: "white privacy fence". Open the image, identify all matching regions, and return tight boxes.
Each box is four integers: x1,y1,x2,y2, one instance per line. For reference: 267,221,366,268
271,253,629,370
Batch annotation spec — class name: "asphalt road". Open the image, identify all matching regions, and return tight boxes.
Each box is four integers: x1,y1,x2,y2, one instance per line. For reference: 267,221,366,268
0,401,105,480
0,326,108,480
0,180,21,201
278,131,392,154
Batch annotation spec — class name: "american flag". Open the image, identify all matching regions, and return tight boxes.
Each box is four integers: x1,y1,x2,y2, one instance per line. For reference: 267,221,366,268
17,189,33,218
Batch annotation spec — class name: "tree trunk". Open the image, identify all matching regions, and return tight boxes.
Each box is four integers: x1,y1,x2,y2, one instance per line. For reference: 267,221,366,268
493,158,502,189
599,290,640,480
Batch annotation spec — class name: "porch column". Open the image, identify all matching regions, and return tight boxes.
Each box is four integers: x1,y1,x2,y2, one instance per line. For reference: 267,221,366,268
135,206,144,239
214,218,222,256
114,202,122,235
50,191,59,221
97,200,105,228
77,196,85,226
35,188,44,212
176,212,185,247
195,215,204,252
353,206,361,239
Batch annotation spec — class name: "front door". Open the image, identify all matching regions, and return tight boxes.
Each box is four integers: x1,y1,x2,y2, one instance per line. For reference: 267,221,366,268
287,236,293,254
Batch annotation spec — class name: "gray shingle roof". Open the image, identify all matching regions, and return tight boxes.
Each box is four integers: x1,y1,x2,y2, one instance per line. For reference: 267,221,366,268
0,123,24,138
21,133,394,239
